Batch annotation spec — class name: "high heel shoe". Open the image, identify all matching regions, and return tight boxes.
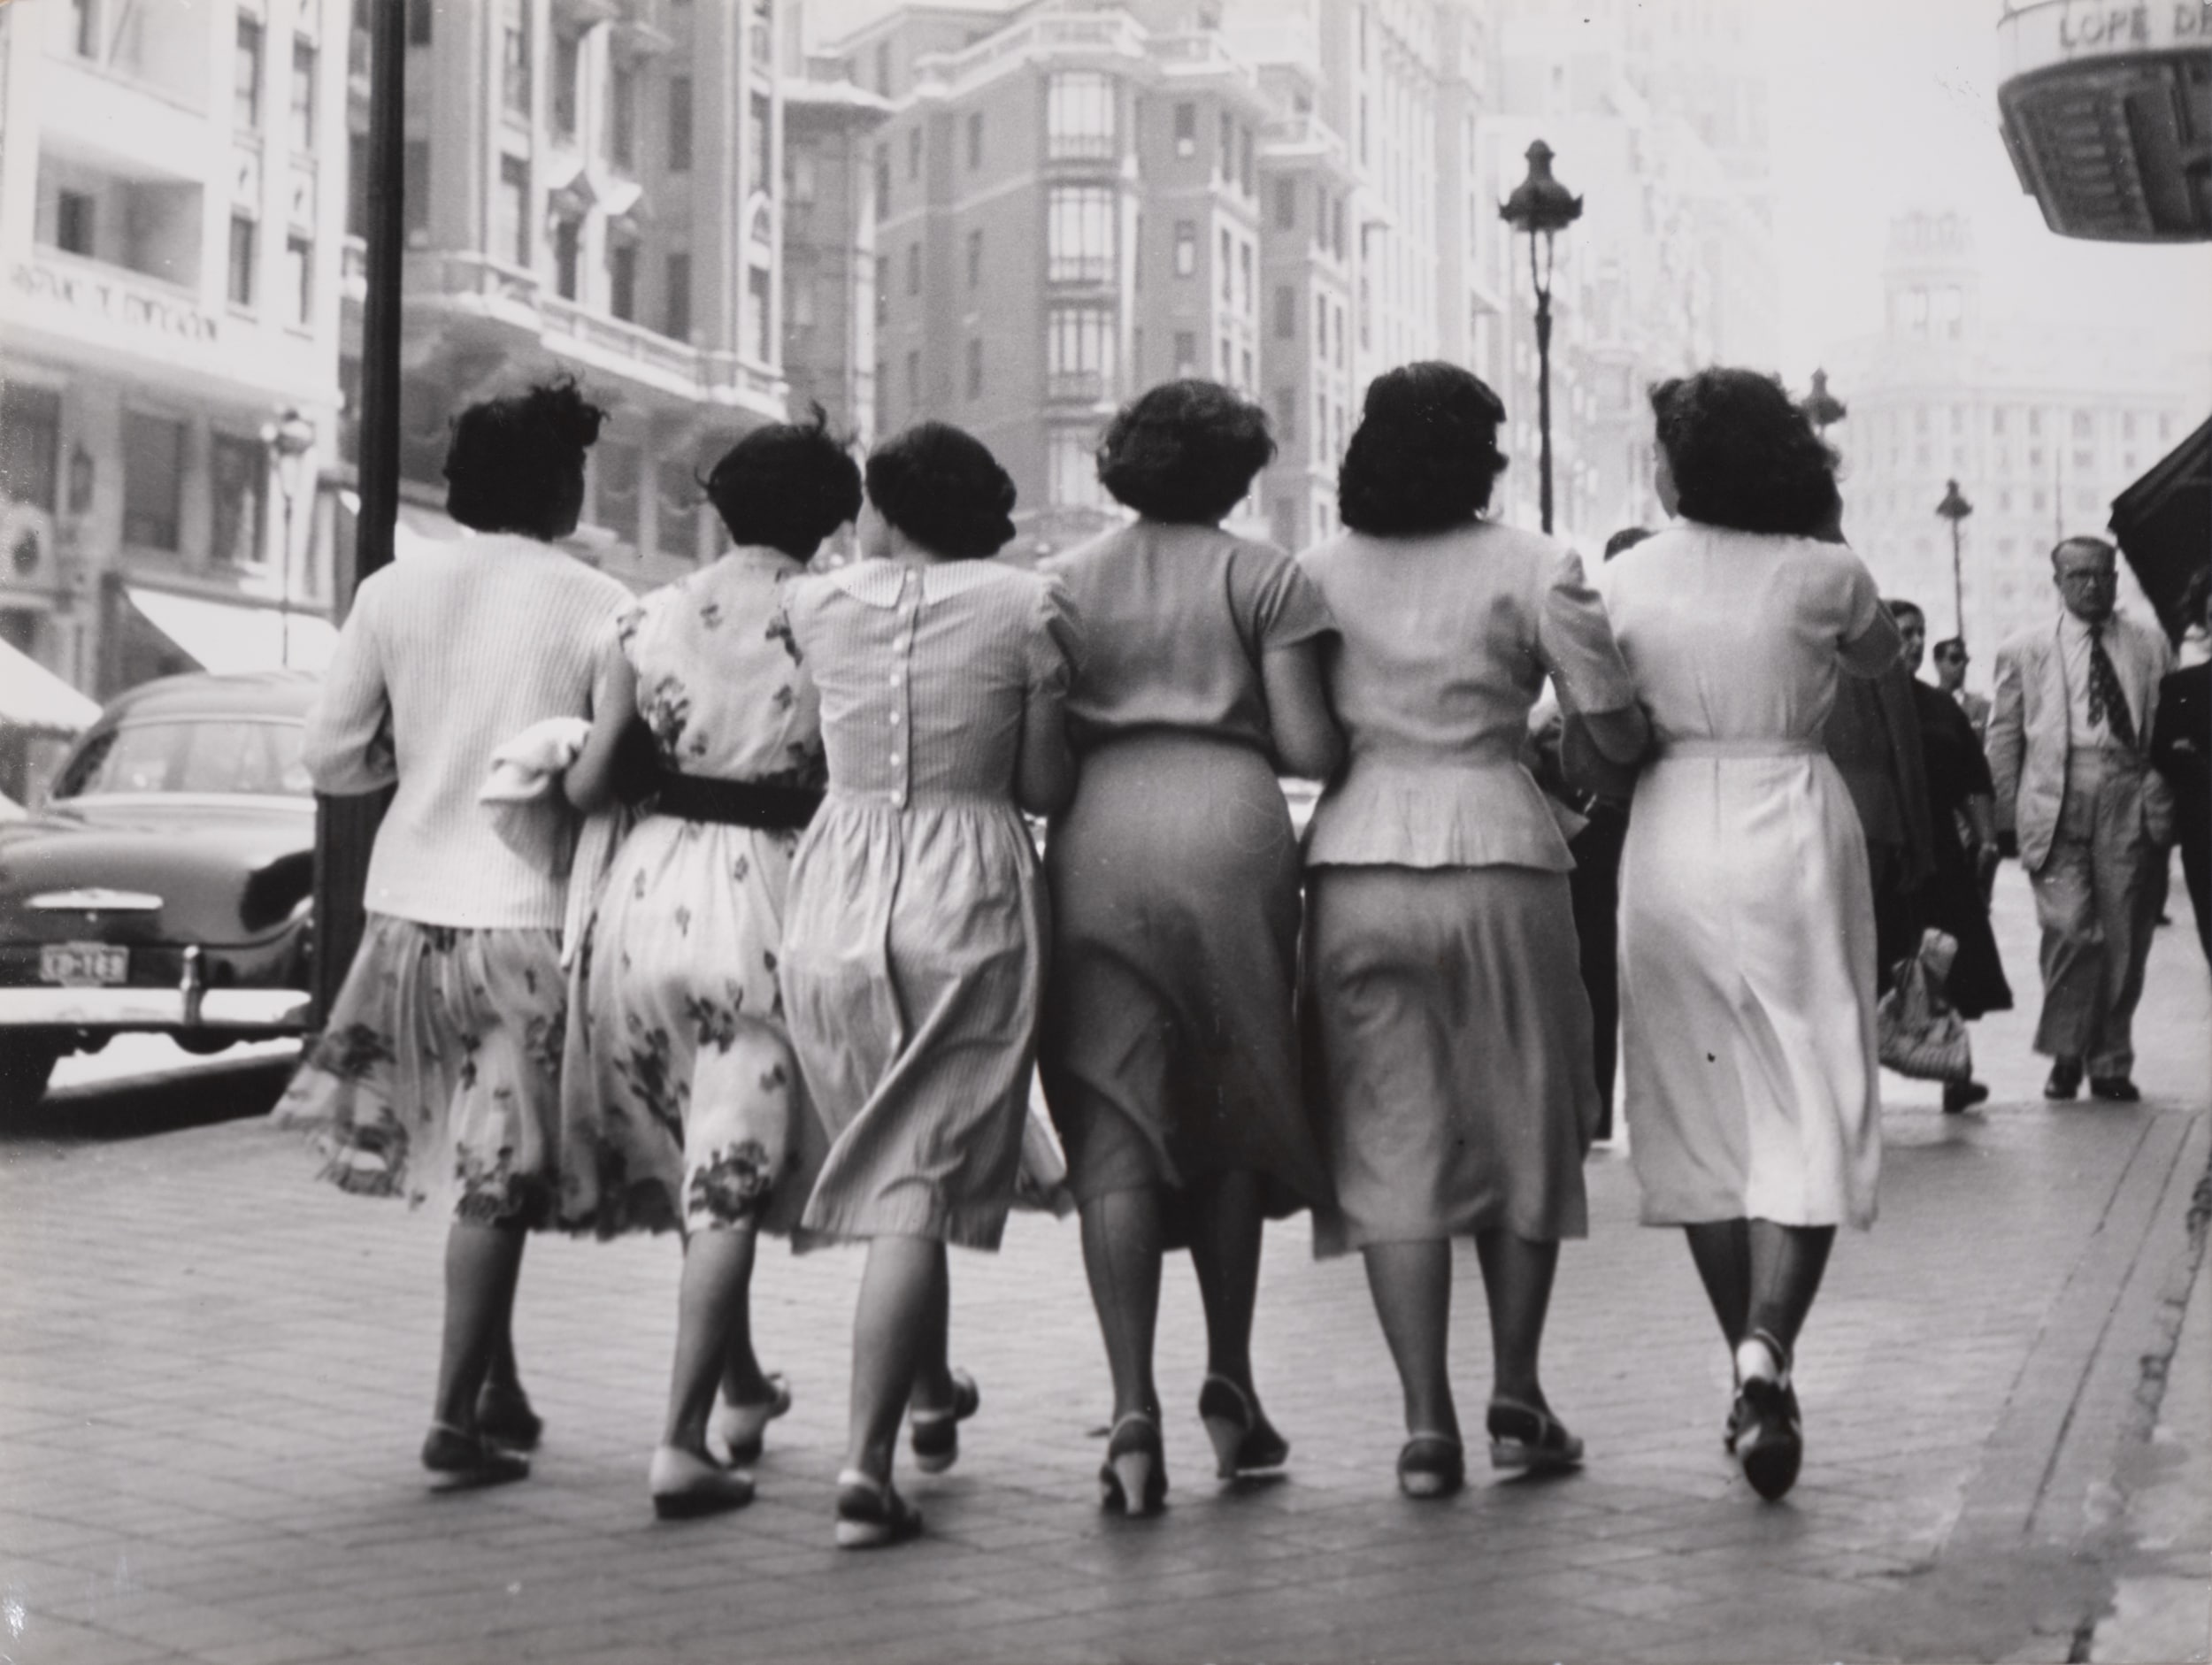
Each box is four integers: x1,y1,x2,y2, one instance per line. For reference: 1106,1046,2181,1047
1099,1412,1168,1516
1734,1329,1802,1502
420,1423,529,1491
1197,1376,1288,1478
834,1469,923,1549
649,1445,756,1520
474,1384,543,1451
709,1374,791,1467
909,1368,979,1475
1396,1433,1466,1500
1486,1400,1584,1474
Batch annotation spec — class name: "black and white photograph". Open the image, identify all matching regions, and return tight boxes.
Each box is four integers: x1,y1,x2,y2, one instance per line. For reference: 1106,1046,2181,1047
1,0,2208,1660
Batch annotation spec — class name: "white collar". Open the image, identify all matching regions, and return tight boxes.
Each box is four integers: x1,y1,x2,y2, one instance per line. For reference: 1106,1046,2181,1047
823,557,1004,608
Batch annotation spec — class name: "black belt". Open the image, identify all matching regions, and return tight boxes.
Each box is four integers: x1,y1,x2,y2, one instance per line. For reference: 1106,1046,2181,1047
651,772,823,830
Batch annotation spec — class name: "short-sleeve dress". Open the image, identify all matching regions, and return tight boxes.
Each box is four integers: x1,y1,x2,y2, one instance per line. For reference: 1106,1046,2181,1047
557,547,830,1239
1037,522,1337,1224
1298,522,1637,1255
778,558,1080,1250
1601,523,1900,1231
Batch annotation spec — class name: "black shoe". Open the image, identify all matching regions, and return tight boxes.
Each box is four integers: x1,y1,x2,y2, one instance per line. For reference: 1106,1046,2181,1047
421,1423,530,1490
1735,1377,1803,1502
2044,1058,2084,1101
1942,1079,1991,1115
475,1385,543,1451
1198,1376,1289,1477
2089,1076,2140,1102
909,1368,979,1475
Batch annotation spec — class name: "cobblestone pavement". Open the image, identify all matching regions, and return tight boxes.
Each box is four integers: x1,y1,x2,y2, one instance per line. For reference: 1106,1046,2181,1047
2,864,2207,1665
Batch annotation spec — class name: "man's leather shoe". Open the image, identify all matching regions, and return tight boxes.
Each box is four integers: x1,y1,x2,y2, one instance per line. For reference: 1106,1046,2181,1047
2044,1059,2084,1101
2089,1076,2140,1102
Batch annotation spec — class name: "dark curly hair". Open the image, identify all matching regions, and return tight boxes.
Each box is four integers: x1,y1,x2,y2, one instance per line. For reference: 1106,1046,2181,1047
1650,369,1841,538
1094,380,1276,525
1337,362,1509,536
445,377,605,541
864,422,1017,561
702,407,862,560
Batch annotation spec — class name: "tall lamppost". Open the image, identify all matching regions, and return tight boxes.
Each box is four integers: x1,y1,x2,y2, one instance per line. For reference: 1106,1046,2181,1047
1802,368,1847,439
1500,140,1583,535
1936,478,1973,641
259,408,314,669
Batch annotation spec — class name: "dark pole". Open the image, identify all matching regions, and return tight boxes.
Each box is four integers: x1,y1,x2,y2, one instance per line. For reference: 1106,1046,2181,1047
310,0,403,1025
1533,237,1555,535
1499,141,1579,540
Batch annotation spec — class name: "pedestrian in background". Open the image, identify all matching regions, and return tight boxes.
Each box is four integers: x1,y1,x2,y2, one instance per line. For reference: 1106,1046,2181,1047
1886,599,2013,1113
557,414,861,1518
1603,367,1901,1502
2150,572,2210,965
274,380,633,1488
1038,381,1341,1517
1300,364,1647,1500
778,423,1081,1549
1933,635,1992,738
1986,537,2175,1103
1822,612,1934,994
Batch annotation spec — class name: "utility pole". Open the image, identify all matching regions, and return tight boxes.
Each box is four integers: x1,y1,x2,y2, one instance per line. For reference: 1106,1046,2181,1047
310,0,403,1024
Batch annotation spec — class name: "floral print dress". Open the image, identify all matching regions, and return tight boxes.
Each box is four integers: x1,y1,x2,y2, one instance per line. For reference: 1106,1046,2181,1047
557,547,831,1239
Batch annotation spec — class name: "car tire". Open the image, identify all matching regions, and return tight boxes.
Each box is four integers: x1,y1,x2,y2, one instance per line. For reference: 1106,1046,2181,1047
0,1032,63,1114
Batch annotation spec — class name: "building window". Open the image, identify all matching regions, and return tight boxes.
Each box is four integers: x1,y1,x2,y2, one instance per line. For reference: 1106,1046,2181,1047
611,65,637,170
1048,72,1116,161
1173,220,1196,278
494,157,529,267
967,228,983,288
1130,326,1142,380
123,411,185,550
1219,228,1232,302
1048,186,1114,284
209,434,266,567
1049,429,1104,508
748,263,771,360
289,39,317,152
227,214,257,308
966,337,984,400
790,148,818,203
908,125,922,180
235,14,264,130
665,251,691,341
1218,338,1231,380
1316,295,1329,360
1219,111,1233,177
403,140,429,242
669,76,694,172
1240,347,1252,390
1047,304,1114,400
596,442,641,544
906,241,920,295
873,255,888,326
553,34,580,138
554,219,580,300
1239,241,1253,314
657,460,697,558
56,191,96,257
1274,285,1295,340
2071,410,2093,438
967,111,983,170
1172,103,1196,159
906,349,921,412
0,385,61,511
746,93,770,197
1992,407,2007,435
1274,178,1296,231
1239,126,1254,196
609,242,637,320
284,234,312,325
501,4,529,115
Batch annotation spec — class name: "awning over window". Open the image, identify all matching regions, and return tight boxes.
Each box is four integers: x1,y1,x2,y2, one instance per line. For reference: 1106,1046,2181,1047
2109,413,2211,645
0,639,101,734
124,588,340,677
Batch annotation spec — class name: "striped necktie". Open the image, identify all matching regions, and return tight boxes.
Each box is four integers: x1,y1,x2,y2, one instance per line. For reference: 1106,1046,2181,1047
2086,625,2138,750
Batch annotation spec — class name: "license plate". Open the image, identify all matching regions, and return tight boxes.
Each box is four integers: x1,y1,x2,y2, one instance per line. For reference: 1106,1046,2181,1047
40,943,129,986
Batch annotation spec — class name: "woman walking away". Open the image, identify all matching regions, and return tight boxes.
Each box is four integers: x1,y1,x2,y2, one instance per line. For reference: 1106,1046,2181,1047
1604,368,1903,1502
1886,599,2013,1112
1040,381,1342,1516
275,380,634,1488
779,423,1081,1548
557,413,861,1518
1300,364,1647,1500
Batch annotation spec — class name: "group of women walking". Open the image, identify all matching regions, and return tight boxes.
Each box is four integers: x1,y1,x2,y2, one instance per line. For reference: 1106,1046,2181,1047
276,357,1903,1544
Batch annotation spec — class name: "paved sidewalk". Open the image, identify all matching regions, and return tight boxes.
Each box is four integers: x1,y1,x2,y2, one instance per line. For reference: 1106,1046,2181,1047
1,865,2207,1665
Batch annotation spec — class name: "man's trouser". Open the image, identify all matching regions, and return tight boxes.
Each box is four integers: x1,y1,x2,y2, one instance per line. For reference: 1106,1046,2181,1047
2030,749,2163,1078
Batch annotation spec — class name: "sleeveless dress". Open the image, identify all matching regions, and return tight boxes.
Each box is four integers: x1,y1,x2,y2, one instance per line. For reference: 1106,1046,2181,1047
1038,521,1337,1228
557,548,829,1239
1602,524,1901,1231
778,559,1081,1250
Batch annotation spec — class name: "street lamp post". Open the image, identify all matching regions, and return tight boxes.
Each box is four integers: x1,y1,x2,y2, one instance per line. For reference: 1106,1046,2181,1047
259,409,314,670
1802,368,1847,439
1500,140,1583,536
1937,478,1974,641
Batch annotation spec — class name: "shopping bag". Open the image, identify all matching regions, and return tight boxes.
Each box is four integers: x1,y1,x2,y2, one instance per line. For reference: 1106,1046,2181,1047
1877,928,1973,1084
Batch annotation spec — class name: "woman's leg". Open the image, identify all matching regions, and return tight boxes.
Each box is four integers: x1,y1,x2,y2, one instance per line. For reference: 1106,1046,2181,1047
1682,1218,1754,1350
718,1270,774,1408
1079,1187,1165,1421
1187,1168,1265,1393
845,1235,948,1481
664,1225,758,1455
1473,1230,1560,1413
1360,1239,1458,1440
1743,1219,1836,1364
433,1222,526,1431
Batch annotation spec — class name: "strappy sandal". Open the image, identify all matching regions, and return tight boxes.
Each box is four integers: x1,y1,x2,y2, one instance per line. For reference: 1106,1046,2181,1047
1198,1376,1289,1477
909,1368,979,1475
1734,1329,1802,1502
710,1373,792,1467
1486,1399,1584,1474
1100,1412,1168,1516
834,1469,923,1549
1396,1433,1466,1500
420,1422,529,1491
649,1445,756,1520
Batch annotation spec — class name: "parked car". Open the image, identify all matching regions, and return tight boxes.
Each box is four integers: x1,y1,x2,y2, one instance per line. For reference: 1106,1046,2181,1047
0,671,319,1111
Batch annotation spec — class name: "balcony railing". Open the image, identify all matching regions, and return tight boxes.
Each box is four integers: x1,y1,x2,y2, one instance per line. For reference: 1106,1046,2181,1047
913,9,1147,93
1046,368,1108,403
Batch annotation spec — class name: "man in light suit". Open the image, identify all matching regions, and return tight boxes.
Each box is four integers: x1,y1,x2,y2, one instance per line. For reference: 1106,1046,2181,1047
1987,537,2175,1101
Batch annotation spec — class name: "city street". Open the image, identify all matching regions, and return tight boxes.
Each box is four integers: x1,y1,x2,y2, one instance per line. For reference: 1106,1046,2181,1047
1,863,2207,1665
